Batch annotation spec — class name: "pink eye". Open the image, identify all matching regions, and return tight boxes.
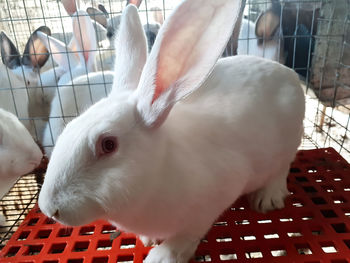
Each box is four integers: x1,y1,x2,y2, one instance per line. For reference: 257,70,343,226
97,136,118,156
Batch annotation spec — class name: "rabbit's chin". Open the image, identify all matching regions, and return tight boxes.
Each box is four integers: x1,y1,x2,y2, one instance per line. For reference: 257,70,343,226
52,205,104,226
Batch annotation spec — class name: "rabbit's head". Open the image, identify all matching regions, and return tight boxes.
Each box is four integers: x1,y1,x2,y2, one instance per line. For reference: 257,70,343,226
39,0,242,226
0,27,51,87
255,0,319,76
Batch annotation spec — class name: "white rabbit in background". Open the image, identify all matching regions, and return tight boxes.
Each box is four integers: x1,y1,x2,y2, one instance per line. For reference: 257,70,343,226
37,10,98,87
52,0,108,47
39,1,305,263
0,108,43,225
51,21,107,48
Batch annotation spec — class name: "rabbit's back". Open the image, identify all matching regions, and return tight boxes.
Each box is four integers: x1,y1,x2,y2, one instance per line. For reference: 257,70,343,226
170,55,304,191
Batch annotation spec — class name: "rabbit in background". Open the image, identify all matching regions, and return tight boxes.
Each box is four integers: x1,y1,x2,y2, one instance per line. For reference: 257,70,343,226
87,0,163,52
0,26,51,88
37,10,98,87
39,1,305,262
52,0,108,47
254,0,319,77
1,14,97,143
223,0,283,62
236,18,284,63
0,27,52,137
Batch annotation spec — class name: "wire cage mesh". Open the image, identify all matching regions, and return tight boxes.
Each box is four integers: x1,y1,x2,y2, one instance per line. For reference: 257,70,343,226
0,0,350,260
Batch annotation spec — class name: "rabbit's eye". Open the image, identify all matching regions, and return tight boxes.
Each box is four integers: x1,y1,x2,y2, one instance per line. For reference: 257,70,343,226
100,136,118,155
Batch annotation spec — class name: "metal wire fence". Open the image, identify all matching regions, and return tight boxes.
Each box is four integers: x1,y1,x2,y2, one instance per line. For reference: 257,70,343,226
0,0,349,251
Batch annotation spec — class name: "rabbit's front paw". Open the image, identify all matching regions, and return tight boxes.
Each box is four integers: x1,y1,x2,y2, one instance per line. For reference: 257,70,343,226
145,245,178,263
250,176,289,213
144,237,198,263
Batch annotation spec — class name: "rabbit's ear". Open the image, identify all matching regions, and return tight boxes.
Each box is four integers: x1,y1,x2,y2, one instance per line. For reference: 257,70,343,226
127,0,142,8
255,10,280,39
87,7,108,28
0,31,21,69
22,26,51,69
72,10,97,71
110,4,147,95
136,0,242,127
61,0,79,15
36,31,75,71
98,4,109,18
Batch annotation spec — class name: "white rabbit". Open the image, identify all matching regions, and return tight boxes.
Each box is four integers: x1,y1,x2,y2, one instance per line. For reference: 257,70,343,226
0,108,43,224
51,21,107,47
39,1,305,263
55,0,113,71
237,18,284,63
42,71,113,156
51,0,107,47
37,10,97,87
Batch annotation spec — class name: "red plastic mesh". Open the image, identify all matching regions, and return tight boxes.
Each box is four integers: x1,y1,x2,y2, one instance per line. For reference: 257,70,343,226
1,148,350,263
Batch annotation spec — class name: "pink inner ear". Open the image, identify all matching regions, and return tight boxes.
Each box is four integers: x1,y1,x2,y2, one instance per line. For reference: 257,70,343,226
152,70,166,103
152,59,181,103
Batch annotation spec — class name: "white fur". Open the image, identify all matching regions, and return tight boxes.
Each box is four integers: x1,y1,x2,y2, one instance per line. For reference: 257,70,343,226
237,18,284,63
39,2,305,263
37,11,98,87
42,71,113,156
0,108,42,224
51,20,107,46
0,64,35,134
56,10,98,86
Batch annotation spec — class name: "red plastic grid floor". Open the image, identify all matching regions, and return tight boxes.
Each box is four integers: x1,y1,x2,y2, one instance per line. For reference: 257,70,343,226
1,148,350,263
